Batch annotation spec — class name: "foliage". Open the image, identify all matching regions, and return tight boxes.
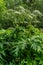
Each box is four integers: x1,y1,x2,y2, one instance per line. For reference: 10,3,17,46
0,0,43,28
0,0,6,19
0,28,43,65
0,0,43,65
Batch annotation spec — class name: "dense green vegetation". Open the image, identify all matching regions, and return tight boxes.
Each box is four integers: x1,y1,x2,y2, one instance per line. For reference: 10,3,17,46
0,0,43,65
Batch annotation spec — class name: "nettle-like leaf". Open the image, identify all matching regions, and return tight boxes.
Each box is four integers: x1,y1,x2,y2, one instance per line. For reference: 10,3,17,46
31,35,43,53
